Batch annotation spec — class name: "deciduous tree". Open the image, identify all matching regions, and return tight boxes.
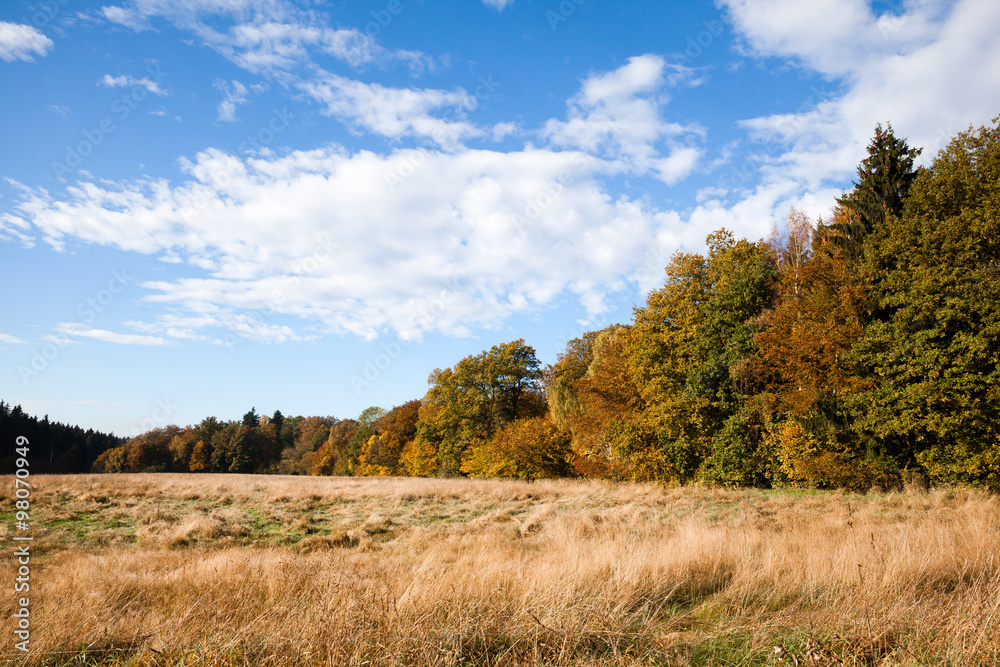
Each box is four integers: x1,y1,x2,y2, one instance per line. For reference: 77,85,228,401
415,339,544,475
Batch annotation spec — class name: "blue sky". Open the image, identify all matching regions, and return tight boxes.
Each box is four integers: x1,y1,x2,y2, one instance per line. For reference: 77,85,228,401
2,0,999,436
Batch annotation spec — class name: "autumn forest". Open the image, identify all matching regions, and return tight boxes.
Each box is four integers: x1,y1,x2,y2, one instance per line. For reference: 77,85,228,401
8,119,999,492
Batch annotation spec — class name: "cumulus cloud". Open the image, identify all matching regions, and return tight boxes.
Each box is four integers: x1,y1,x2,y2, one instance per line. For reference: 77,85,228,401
0,22,53,62
722,0,883,76
101,4,151,31
7,145,697,341
10,0,1000,350
541,54,704,184
95,1,462,144
720,0,1000,187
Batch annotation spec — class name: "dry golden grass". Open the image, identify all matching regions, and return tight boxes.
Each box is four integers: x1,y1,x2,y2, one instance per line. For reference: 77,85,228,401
1,474,998,665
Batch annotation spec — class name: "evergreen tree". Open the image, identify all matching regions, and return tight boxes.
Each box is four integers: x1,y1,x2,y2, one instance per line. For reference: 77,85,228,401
270,410,285,435
830,123,922,262
241,407,260,427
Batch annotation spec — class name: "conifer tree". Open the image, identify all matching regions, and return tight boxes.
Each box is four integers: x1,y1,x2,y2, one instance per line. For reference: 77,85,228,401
830,123,922,261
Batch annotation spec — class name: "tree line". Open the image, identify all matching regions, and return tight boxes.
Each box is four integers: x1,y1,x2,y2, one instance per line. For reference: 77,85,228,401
0,401,124,473
27,118,1000,490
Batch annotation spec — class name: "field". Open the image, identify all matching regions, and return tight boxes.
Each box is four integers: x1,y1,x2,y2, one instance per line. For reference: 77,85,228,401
1,474,998,666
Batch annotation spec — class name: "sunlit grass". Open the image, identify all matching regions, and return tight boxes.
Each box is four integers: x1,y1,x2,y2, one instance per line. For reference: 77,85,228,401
1,474,998,665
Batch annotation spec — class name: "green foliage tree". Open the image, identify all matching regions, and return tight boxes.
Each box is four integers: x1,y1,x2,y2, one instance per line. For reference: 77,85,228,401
270,410,285,434
627,230,777,485
628,249,711,482
56,122,1000,492
210,422,261,473
277,416,334,474
545,330,599,433
688,231,778,486
852,118,1000,488
0,402,124,474
415,339,544,476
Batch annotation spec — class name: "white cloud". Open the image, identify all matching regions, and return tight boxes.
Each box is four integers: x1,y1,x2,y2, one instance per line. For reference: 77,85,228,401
10,144,692,341
721,0,1000,189
491,122,518,142
222,23,433,75
0,208,35,247
15,3,999,351
100,73,167,95
0,22,53,62
99,2,432,73
299,74,481,149
483,0,514,11
655,0,1000,271
319,27,431,74
96,2,460,145
4,51,803,346
722,0,883,76
0,333,28,345
101,4,151,31
43,333,80,347
214,79,248,122
55,322,172,346
655,146,702,186
541,54,703,184
578,54,666,103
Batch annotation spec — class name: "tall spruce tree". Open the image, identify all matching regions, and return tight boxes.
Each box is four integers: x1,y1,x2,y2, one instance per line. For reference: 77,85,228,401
831,123,922,262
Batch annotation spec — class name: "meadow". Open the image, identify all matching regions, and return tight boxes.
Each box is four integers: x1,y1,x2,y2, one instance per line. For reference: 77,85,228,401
1,474,998,666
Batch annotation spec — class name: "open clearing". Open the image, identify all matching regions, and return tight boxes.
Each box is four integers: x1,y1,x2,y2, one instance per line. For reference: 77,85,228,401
1,474,998,665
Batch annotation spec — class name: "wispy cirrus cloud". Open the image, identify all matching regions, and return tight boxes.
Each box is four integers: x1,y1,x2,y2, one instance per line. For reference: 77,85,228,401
0,333,28,345
98,1,433,75
55,322,172,346
213,79,249,122
96,0,469,146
